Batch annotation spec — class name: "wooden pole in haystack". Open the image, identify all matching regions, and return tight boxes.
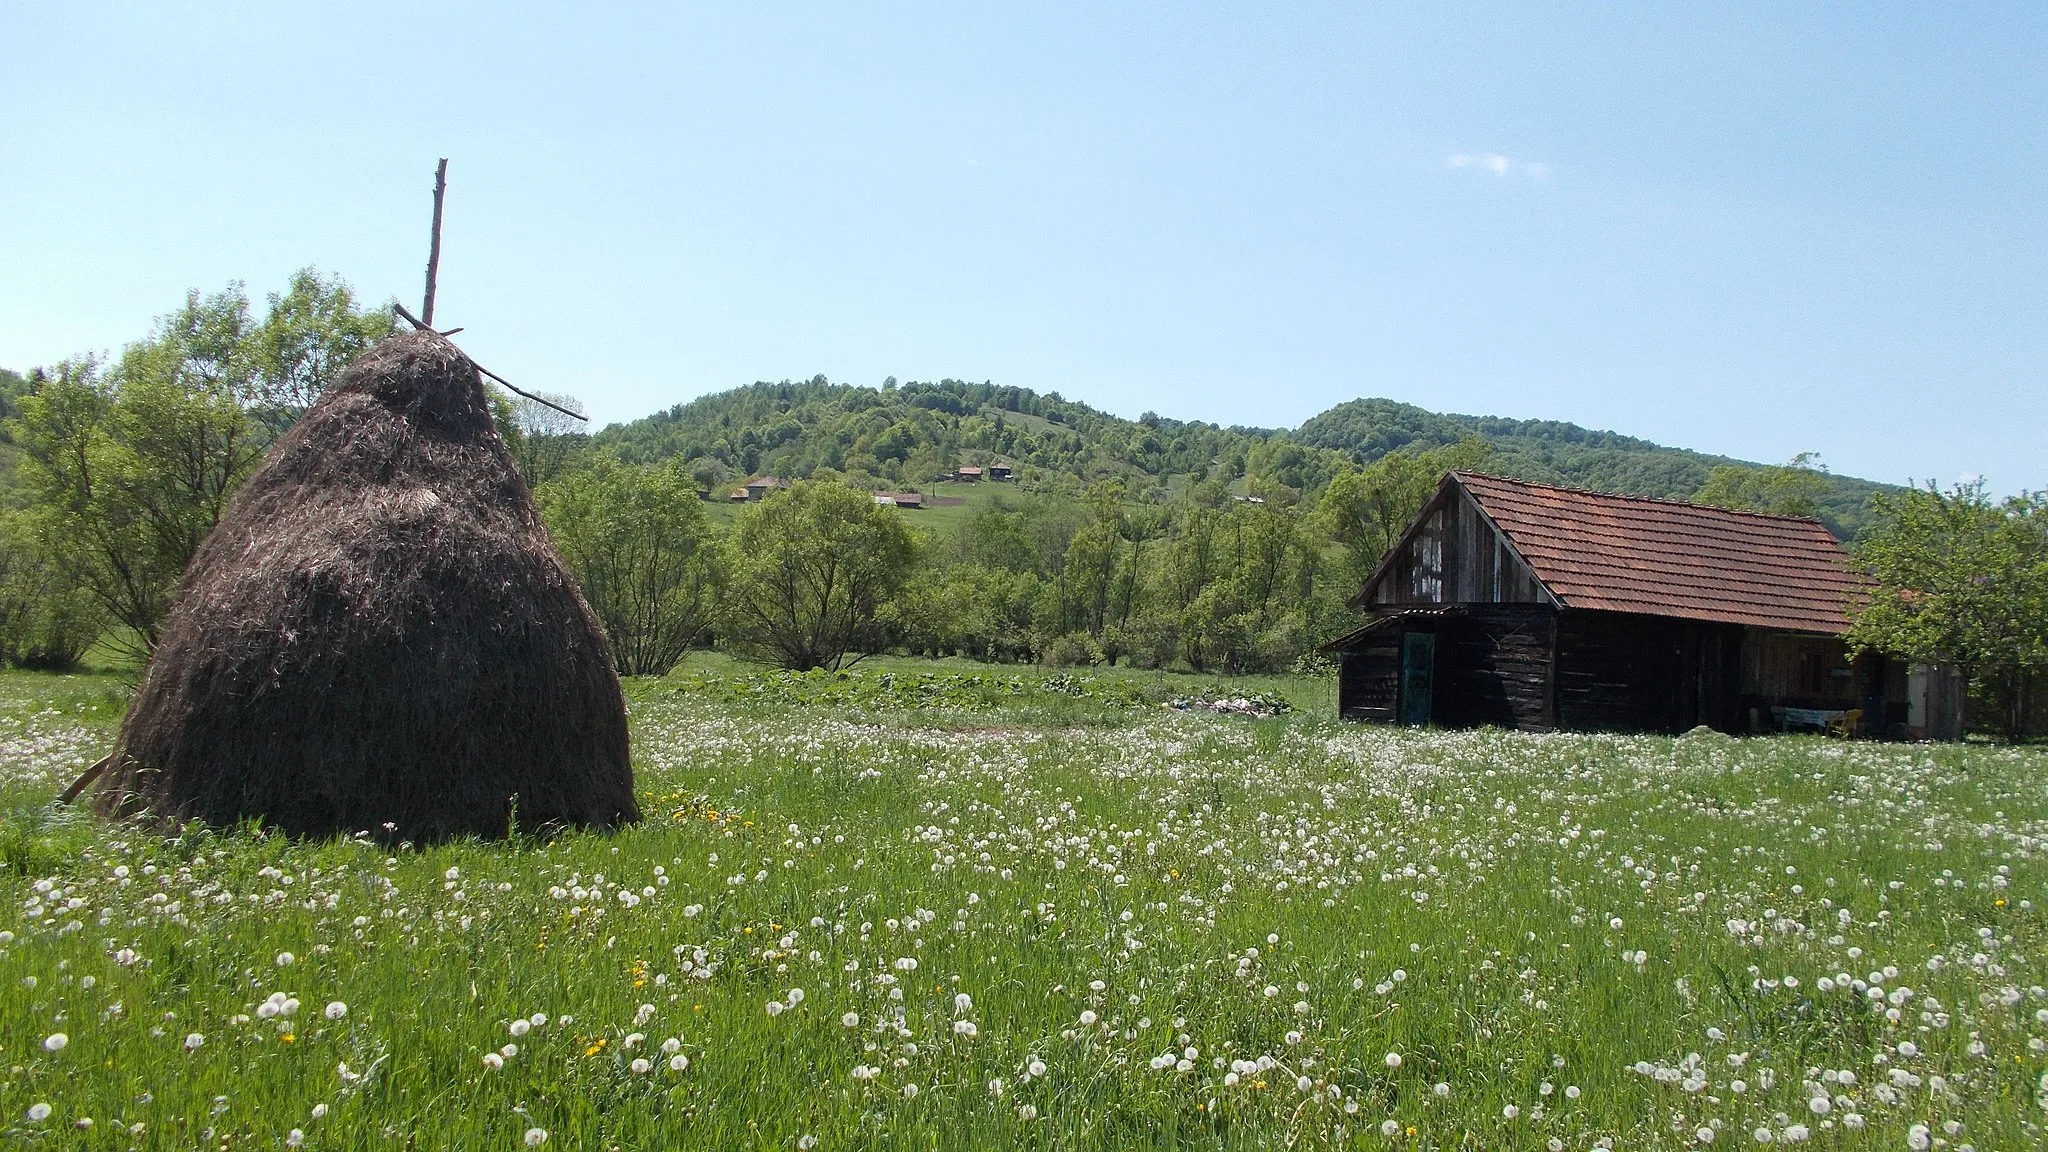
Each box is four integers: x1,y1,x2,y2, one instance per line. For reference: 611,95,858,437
422,157,449,325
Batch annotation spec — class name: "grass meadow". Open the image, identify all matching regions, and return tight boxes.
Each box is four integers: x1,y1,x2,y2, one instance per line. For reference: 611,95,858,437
1,659,2044,1150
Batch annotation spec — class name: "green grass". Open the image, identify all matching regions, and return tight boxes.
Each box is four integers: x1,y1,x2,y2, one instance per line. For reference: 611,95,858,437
699,477,1029,533
0,661,2044,1150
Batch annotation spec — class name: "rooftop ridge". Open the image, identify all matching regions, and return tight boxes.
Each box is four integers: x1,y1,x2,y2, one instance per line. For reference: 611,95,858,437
1450,470,1833,531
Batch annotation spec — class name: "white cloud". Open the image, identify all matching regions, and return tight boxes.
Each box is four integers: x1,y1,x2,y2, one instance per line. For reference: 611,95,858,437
1446,152,1549,179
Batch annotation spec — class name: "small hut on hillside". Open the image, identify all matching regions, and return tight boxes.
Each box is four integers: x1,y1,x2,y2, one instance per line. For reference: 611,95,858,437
91,331,638,840
1324,472,1962,738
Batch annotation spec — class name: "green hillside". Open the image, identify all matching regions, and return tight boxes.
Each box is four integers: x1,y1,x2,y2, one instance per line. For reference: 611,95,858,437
1295,398,1889,538
595,375,1286,497
598,378,1890,537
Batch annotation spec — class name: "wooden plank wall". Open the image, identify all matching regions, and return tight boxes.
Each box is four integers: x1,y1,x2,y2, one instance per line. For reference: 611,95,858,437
1556,613,1743,733
1370,486,1546,607
1337,631,1402,722
1741,632,1860,708
1556,612,1684,732
1446,605,1558,731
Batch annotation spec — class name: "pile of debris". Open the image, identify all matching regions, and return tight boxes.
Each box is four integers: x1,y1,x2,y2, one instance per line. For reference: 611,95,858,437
1166,693,1292,718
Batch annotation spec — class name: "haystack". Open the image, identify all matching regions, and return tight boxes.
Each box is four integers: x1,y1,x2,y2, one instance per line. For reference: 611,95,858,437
91,331,637,841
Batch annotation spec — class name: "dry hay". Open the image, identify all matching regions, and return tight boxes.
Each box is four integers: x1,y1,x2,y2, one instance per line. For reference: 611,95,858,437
92,331,637,841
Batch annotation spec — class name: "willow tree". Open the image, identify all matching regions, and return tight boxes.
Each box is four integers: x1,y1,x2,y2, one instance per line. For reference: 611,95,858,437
727,480,916,671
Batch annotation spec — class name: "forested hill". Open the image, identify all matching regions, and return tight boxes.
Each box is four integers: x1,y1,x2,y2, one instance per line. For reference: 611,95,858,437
595,376,1888,537
1295,398,1889,537
596,375,1278,493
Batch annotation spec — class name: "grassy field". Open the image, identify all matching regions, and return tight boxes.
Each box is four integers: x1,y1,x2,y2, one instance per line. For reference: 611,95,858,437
1,659,2044,1150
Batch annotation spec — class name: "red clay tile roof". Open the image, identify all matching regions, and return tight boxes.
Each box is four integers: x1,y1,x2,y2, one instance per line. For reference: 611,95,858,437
1452,471,1862,634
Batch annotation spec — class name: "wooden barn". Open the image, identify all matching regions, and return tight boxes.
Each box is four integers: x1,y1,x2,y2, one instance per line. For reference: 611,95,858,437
1325,472,1953,737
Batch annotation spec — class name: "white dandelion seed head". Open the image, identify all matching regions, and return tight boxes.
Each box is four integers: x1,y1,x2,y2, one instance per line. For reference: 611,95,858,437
184,1032,205,1050
324,1002,347,1020
1385,1052,1402,1068
42,1033,67,1052
524,1127,549,1147
27,1103,52,1122
275,952,295,967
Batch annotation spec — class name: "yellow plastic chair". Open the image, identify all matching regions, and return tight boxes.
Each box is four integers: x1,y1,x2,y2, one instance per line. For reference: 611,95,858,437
1828,709,1863,739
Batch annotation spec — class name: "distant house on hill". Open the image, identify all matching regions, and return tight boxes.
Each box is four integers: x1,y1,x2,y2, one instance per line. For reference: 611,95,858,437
987,462,1013,481
873,491,924,509
741,475,790,501
1324,472,1962,739
953,465,984,483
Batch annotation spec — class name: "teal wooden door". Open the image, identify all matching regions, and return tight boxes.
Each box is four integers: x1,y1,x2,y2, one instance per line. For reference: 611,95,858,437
1400,632,1435,726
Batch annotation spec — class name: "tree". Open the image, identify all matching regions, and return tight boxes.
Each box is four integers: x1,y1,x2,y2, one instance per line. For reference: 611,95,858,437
6,273,389,657
893,564,1041,663
1692,452,1828,520
538,457,726,676
507,391,588,487
242,268,394,434
0,508,104,669
1170,501,1324,673
1846,481,2048,740
686,455,732,499
726,481,917,670
10,349,261,657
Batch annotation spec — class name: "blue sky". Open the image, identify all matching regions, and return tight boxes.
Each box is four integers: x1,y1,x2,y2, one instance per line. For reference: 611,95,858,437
4,3,2043,492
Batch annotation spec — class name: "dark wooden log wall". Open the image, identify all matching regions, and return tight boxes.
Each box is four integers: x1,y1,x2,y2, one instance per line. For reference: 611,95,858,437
1337,630,1402,722
1555,612,1743,734
1445,605,1558,731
